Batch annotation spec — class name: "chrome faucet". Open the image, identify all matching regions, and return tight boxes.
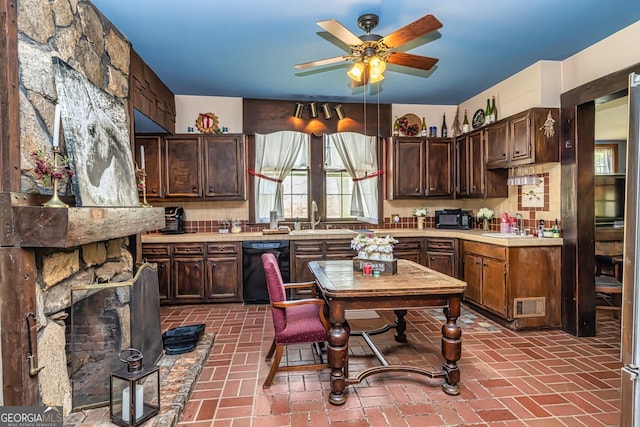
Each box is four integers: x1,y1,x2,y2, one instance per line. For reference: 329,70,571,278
311,200,321,229
515,212,524,236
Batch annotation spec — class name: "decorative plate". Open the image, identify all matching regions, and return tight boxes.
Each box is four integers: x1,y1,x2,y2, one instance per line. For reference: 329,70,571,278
402,113,421,136
472,109,485,129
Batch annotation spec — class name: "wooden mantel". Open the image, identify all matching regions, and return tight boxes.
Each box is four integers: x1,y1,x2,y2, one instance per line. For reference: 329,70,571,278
1,193,165,248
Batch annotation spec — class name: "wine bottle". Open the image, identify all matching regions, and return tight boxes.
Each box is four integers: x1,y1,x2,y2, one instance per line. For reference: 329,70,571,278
420,116,427,137
441,114,448,137
393,116,399,136
484,98,491,126
462,110,470,133
491,96,497,123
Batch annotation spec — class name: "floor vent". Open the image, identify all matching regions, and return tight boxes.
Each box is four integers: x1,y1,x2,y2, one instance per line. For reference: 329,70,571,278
514,297,545,318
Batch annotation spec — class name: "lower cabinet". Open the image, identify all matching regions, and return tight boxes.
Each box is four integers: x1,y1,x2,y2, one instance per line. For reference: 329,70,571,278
143,242,241,304
290,239,352,298
425,238,458,277
393,237,424,265
462,240,561,330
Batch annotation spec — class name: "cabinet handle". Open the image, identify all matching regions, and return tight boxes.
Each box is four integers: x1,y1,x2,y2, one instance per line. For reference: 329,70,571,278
483,263,488,267
152,189,157,193
475,260,481,265
514,150,520,154
429,187,435,191
211,263,217,268
192,187,198,193
501,153,506,157
209,187,214,192
415,188,419,192
430,257,435,261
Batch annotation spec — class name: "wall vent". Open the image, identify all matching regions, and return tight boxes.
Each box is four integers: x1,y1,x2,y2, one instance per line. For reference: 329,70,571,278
514,297,545,318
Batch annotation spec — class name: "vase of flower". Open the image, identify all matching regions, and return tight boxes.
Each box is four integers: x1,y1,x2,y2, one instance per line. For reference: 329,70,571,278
478,207,494,232
413,207,428,230
417,217,425,229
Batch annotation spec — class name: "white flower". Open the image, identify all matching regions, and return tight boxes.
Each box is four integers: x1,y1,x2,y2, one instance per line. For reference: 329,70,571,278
351,233,398,255
477,207,494,220
413,207,428,217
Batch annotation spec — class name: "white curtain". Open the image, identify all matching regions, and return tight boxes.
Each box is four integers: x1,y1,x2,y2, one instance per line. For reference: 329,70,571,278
254,131,309,223
325,132,379,224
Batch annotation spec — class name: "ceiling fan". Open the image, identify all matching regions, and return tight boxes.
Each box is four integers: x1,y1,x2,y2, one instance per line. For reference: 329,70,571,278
295,13,443,85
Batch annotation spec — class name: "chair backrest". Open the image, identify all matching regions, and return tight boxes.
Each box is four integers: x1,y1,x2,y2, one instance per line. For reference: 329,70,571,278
261,253,287,333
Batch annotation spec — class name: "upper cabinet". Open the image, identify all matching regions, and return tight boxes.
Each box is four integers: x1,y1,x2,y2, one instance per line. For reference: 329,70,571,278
485,108,560,169
390,137,453,199
133,133,246,201
455,130,507,199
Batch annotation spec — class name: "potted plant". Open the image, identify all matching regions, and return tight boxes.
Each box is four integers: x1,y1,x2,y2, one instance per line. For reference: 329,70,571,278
351,233,399,261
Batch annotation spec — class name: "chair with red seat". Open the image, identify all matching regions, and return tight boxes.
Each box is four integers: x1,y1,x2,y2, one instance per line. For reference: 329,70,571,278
261,253,335,388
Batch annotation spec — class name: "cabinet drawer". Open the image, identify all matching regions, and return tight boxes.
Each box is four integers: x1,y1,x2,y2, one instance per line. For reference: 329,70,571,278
464,241,506,260
325,239,353,254
142,244,171,256
206,243,239,254
426,238,457,251
394,239,422,251
293,241,323,253
173,244,205,255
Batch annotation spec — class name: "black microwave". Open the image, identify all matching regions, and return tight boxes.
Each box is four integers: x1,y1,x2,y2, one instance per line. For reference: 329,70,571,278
435,209,474,230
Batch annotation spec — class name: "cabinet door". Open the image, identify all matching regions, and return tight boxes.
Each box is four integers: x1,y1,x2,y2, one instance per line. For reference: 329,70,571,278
468,130,485,197
482,257,507,316
165,137,201,197
291,241,324,282
425,138,453,197
394,238,423,265
203,135,245,199
463,253,483,304
509,113,531,163
134,136,163,198
455,136,469,197
145,256,171,302
392,138,425,198
205,255,241,301
426,252,456,277
485,121,509,167
173,257,206,301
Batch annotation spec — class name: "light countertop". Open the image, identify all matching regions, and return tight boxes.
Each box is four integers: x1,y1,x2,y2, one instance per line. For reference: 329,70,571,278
142,228,563,248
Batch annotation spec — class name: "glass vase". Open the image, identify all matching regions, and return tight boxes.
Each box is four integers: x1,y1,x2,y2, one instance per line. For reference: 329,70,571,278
483,218,490,231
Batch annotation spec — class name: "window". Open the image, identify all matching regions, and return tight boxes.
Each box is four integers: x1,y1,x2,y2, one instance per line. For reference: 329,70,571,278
251,131,381,224
595,144,618,174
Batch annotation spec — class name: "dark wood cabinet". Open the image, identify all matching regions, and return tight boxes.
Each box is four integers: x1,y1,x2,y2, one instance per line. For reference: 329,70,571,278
393,237,424,265
425,238,458,278
485,108,560,169
290,239,352,299
165,136,202,198
205,243,242,301
133,133,246,201
390,137,452,199
463,241,507,317
462,240,561,330
142,241,241,305
203,135,245,199
134,136,163,199
456,130,507,199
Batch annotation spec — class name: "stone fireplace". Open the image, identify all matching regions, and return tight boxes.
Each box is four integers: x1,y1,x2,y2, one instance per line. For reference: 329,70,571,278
34,237,164,414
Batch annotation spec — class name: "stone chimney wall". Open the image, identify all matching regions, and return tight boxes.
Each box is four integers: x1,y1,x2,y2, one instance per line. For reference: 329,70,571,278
16,0,134,414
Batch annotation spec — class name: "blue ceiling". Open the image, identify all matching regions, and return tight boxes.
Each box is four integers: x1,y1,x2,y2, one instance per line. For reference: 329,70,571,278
92,0,640,105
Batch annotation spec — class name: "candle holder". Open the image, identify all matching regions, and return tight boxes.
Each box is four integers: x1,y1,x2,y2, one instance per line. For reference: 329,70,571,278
139,169,152,208
43,146,68,208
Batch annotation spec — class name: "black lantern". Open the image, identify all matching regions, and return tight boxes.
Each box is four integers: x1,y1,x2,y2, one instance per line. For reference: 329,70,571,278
110,348,160,426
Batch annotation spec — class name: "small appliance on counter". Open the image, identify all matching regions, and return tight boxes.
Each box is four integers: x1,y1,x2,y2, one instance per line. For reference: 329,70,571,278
161,207,186,234
435,209,473,230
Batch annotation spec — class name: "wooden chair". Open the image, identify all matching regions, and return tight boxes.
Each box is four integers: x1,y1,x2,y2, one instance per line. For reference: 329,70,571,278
261,253,331,388
595,255,623,318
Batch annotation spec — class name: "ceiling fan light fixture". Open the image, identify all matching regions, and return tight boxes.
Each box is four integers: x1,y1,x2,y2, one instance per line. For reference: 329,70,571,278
293,102,304,118
321,103,333,120
369,55,386,75
369,72,384,84
335,104,346,120
309,102,318,118
347,62,365,82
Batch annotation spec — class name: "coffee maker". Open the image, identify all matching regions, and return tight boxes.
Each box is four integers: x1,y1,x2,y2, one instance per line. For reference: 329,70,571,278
161,207,186,234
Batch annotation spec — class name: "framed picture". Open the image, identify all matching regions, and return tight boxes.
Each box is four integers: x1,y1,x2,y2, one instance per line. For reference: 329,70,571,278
53,58,139,207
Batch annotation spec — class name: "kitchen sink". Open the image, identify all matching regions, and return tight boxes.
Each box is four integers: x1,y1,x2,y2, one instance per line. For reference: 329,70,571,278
481,232,534,239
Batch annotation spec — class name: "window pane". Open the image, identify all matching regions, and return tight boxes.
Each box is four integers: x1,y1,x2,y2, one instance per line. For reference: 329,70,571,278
325,170,355,219
282,170,308,219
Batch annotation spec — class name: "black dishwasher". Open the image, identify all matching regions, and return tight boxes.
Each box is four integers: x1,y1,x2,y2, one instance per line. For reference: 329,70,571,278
242,241,290,304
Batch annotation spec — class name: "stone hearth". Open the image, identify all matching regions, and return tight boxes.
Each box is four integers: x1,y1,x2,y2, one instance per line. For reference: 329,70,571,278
63,333,214,427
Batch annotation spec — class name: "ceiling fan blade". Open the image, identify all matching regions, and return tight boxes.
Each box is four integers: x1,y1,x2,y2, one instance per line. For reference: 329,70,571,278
387,52,438,70
295,56,348,69
317,19,363,46
381,14,443,48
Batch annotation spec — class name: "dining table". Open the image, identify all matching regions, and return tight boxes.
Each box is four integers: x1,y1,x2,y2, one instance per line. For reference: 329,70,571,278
308,259,468,406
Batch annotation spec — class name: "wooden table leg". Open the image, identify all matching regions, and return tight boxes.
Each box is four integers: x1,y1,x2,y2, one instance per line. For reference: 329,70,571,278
393,309,408,343
441,296,462,395
327,301,348,405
